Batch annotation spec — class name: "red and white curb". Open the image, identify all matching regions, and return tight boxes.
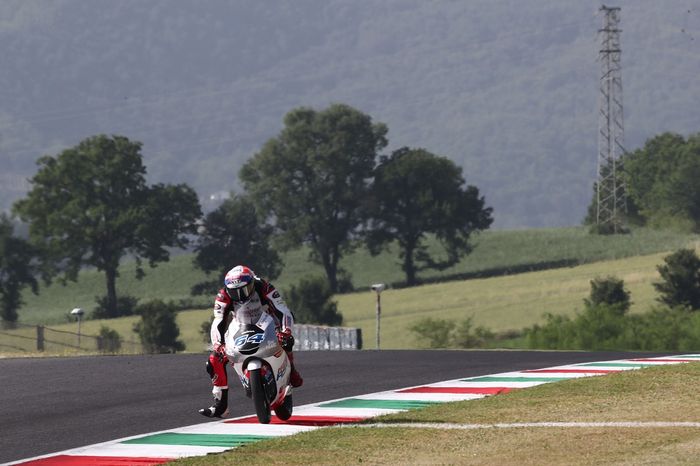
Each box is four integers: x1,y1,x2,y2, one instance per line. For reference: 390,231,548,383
7,354,699,466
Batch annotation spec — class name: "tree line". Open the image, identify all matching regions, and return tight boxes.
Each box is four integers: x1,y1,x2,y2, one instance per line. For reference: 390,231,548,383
0,103,493,330
586,132,700,233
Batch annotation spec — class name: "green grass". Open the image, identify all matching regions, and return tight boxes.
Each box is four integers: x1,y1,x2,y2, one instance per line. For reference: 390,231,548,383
171,362,700,465
6,227,698,353
6,249,681,354
338,250,689,349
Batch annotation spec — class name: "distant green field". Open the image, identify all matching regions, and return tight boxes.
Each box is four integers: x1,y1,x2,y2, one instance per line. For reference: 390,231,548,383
339,250,687,349
7,227,698,353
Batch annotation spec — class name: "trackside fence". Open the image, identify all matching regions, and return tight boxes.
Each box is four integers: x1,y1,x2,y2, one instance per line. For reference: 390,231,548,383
0,323,361,354
0,323,140,354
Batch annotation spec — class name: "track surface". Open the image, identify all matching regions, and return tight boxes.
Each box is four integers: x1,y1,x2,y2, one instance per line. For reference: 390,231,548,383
0,350,675,464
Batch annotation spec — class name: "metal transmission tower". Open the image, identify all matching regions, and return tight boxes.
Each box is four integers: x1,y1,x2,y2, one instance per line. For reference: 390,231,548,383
596,5,627,234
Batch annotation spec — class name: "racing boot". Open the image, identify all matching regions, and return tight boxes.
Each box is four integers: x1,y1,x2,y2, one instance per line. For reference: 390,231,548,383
198,386,229,418
287,352,303,388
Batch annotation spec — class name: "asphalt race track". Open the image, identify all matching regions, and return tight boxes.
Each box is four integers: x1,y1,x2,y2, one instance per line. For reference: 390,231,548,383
0,350,677,464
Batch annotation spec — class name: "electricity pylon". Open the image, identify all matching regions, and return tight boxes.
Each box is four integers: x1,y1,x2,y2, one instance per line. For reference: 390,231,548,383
596,5,627,234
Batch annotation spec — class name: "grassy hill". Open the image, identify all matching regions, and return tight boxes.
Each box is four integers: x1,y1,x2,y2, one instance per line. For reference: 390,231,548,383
6,227,698,353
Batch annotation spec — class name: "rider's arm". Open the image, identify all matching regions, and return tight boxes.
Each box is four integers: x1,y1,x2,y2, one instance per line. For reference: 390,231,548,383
260,282,295,332
210,290,231,349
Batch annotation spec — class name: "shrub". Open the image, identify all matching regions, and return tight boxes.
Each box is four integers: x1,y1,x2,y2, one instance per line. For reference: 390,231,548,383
621,306,700,351
200,316,214,344
451,316,495,348
408,316,497,349
654,248,700,310
585,276,631,313
408,317,452,348
97,326,122,353
92,295,139,319
133,300,185,353
285,276,343,326
526,313,576,349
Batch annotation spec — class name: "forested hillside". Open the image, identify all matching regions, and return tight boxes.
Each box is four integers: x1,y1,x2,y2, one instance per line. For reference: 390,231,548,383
1,0,699,228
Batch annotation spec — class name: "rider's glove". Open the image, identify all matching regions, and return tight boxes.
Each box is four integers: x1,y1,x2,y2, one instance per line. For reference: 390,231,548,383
213,342,227,361
276,329,295,352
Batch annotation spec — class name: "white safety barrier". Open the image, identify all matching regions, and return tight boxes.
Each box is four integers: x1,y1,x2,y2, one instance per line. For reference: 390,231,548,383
294,324,362,350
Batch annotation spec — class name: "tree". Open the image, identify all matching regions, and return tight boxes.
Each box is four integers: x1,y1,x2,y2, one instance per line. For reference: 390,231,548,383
192,193,281,295
13,134,201,318
654,248,700,310
583,158,640,235
285,276,342,326
133,300,185,353
240,104,388,292
623,132,700,230
0,215,38,326
366,147,493,286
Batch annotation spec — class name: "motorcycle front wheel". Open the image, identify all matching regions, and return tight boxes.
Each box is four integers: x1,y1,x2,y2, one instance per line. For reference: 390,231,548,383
249,368,271,424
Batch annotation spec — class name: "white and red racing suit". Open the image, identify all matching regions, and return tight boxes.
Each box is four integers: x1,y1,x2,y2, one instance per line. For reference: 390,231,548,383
205,277,302,391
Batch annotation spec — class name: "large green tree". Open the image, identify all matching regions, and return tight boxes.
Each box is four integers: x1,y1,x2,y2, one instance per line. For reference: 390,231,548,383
14,135,201,318
623,132,700,230
366,147,493,286
192,193,281,295
0,215,38,326
240,104,388,292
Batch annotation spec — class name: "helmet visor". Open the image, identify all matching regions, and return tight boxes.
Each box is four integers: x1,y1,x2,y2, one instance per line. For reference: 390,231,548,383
228,281,254,302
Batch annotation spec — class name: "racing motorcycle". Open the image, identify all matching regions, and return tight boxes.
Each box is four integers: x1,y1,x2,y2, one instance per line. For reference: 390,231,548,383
225,311,293,424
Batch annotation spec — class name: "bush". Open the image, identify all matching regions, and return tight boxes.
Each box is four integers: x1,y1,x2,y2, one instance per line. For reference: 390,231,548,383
621,306,700,351
451,316,495,348
285,276,343,326
200,316,214,344
526,313,577,349
92,295,139,319
526,304,700,352
574,303,628,350
585,276,631,312
133,300,185,353
409,316,497,349
97,326,122,353
408,317,453,348
654,248,700,310
527,276,631,350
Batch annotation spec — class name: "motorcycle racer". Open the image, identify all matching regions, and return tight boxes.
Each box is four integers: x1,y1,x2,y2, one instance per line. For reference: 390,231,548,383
199,265,303,418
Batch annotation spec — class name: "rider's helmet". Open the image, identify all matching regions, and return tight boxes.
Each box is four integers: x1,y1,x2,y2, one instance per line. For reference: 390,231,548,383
224,265,256,303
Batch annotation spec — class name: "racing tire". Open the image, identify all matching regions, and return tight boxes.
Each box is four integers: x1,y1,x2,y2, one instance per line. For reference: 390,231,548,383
275,394,293,421
250,368,271,424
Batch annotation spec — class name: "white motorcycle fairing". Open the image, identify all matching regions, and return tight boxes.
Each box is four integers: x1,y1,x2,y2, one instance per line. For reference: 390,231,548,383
224,311,293,423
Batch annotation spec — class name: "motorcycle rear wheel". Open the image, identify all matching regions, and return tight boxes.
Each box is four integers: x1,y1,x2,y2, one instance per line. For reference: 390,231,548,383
275,394,293,421
250,368,271,424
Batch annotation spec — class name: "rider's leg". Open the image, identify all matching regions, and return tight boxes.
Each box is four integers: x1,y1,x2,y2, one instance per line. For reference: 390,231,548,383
287,351,303,388
198,352,229,418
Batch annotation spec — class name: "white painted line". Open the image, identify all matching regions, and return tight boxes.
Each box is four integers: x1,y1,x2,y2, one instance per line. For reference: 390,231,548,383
354,421,700,429
351,391,487,402
61,443,227,459
180,422,316,436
